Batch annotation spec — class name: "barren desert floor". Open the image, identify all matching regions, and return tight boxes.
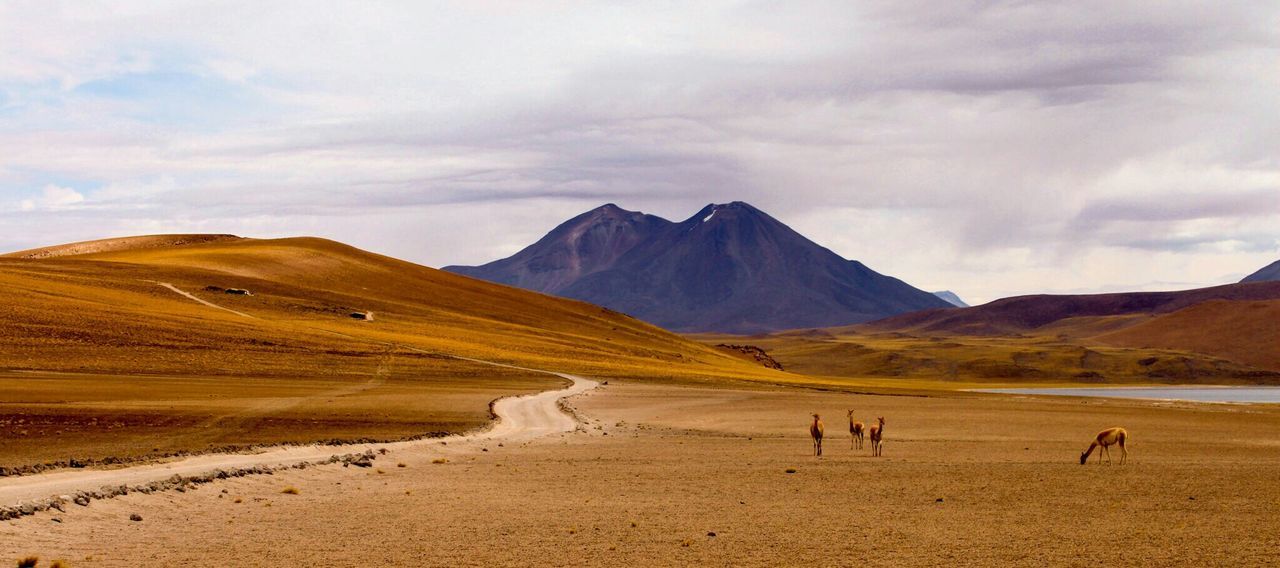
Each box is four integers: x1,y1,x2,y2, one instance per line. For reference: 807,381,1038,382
3,380,1279,566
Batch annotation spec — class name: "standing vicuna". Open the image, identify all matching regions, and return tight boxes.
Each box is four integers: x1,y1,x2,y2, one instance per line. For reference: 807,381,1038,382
1080,427,1128,465
810,413,825,457
868,417,885,457
847,410,865,450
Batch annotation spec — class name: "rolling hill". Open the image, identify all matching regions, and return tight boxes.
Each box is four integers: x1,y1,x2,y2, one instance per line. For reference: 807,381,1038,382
0,234,784,467
447,202,951,333
708,281,1280,384
2,234,774,380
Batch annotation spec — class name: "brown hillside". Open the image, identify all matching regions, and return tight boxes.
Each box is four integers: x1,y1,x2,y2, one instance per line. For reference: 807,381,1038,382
1096,299,1280,371
0,234,781,468
3,234,245,259
4,235,774,380
864,282,1280,336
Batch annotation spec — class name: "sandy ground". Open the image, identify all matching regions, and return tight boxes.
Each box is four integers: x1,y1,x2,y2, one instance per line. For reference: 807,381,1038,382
0,374,591,508
3,381,1279,566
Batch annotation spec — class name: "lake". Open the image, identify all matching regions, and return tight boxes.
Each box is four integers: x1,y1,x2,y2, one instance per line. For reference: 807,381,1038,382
976,386,1280,404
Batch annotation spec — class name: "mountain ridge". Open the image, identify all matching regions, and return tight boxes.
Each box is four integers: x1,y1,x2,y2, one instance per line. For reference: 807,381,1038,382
1241,259,1280,283
446,202,951,333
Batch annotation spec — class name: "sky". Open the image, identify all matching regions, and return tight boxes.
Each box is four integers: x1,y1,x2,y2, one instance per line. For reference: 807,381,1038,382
2,1,1278,304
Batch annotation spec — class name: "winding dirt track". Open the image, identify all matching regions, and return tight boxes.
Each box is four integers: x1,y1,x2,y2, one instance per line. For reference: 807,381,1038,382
0,372,597,508
153,281,255,318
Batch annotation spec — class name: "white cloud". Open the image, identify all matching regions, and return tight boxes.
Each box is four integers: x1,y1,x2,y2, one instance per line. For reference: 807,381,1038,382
0,1,1278,302
18,184,85,212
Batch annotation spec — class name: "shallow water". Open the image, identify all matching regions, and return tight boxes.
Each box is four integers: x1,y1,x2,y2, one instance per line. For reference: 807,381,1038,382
977,386,1280,404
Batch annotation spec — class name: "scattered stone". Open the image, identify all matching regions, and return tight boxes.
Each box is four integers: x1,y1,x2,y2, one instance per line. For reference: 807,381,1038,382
129,513,143,522
785,468,797,474
936,498,945,503
707,531,717,537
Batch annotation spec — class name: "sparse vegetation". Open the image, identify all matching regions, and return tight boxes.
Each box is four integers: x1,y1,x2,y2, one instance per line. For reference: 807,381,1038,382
16,557,38,568
0,236,775,468
281,486,300,495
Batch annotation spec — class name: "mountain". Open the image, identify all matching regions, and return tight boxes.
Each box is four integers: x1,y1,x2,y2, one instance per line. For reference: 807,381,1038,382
1241,259,1280,283
446,204,670,293
932,290,969,307
446,202,951,333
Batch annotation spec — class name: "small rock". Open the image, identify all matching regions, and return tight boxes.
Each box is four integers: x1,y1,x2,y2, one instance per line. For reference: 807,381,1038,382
129,513,143,522
707,531,717,537
936,498,945,503
51,517,62,523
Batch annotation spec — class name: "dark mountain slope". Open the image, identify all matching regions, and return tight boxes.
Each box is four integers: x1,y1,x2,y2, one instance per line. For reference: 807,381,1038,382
1241,259,1280,283
448,202,950,333
446,204,671,293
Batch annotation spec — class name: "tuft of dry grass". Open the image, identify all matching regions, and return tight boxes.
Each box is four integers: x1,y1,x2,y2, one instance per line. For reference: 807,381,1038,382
432,458,448,464
51,561,69,568
17,557,38,568
397,462,406,468
281,486,300,495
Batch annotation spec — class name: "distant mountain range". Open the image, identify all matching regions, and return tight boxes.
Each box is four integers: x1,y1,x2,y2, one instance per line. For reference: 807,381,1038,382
862,281,1280,373
1242,259,1280,283
932,290,969,307
446,202,951,333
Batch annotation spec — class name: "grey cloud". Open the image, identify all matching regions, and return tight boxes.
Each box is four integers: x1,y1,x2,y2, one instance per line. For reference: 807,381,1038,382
2,1,1279,300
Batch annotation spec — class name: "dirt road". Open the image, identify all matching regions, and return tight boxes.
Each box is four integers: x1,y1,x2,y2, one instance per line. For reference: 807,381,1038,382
0,372,596,509
154,281,254,318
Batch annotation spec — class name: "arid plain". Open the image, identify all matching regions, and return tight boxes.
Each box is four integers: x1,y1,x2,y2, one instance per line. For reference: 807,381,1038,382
4,383,1279,566
2,236,1279,566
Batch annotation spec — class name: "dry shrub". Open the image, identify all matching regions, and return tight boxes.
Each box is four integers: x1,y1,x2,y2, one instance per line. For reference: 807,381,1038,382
17,557,38,568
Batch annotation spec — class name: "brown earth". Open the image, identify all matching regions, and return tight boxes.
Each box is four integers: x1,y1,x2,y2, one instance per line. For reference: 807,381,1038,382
0,365,550,470
2,382,1278,566
0,235,780,468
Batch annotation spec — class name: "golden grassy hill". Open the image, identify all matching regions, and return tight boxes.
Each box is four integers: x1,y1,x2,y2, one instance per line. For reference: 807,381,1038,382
0,234,784,468
3,235,778,381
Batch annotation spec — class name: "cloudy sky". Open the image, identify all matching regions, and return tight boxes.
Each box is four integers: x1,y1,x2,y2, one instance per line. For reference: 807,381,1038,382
2,1,1277,304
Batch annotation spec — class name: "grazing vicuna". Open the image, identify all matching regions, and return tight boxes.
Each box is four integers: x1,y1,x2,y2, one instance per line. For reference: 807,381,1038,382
868,417,885,457
847,410,865,450
1080,427,1128,465
810,413,825,457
